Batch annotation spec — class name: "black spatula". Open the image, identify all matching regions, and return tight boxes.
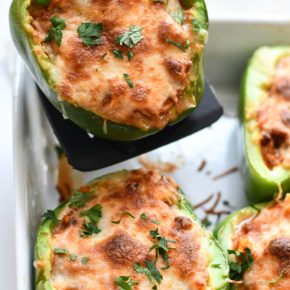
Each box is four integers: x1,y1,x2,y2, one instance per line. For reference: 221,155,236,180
38,80,223,171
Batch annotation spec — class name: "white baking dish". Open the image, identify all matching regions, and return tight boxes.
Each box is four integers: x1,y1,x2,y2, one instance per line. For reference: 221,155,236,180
13,19,290,289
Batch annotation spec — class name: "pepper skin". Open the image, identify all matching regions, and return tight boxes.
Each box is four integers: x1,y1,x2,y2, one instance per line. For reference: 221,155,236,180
10,0,208,141
239,46,290,203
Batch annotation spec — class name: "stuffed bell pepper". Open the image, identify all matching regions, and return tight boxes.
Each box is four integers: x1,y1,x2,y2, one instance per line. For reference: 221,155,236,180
240,46,290,202
35,169,229,289
215,194,290,289
10,0,208,141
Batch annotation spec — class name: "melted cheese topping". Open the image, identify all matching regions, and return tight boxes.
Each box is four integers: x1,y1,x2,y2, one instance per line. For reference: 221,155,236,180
28,0,206,130
256,56,290,169
47,170,210,289
232,195,290,289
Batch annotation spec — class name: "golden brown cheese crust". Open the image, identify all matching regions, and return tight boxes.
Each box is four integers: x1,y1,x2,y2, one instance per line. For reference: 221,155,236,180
28,0,204,130
49,170,210,289
256,56,290,169
232,195,290,290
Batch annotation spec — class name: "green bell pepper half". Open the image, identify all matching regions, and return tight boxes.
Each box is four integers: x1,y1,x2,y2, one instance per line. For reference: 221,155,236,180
239,46,290,203
34,170,229,289
10,0,208,141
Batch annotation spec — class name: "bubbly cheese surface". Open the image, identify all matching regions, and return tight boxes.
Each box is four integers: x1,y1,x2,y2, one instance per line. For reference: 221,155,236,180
47,170,211,289
28,0,206,130
232,195,290,289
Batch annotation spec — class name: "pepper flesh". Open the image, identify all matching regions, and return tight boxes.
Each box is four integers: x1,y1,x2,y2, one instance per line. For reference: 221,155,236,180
10,0,208,141
239,46,290,203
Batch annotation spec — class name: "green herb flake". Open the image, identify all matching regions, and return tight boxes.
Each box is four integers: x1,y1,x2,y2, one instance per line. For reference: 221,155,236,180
268,265,290,284
68,189,94,208
165,0,170,10
124,74,134,88
202,217,212,228
145,260,163,284
36,0,50,6
81,204,102,224
77,22,104,46
101,52,109,62
45,16,66,47
152,286,157,290
153,0,164,2
151,220,160,224
54,248,68,255
134,262,157,284
191,18,201,32
114,276,139,290
228,247,254,281
166,38,189,52
211,264,221,269
80,221,102,238
170,8,184,25
111,49,124,59
140,213,147,220
81,257,89,265
70,254,78,261
111,211,135,224
127,51,134,61
42,210,63,223
115,25,144,48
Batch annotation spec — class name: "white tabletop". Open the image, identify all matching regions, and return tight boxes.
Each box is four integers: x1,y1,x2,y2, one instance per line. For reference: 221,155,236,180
0,1,289,289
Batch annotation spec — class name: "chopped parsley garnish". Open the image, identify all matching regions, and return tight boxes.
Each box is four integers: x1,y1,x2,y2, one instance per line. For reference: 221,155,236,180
151,220,160,224
166,38,189,52
54,248,68,254
191,18,201,32
114,276,139,290
42,210,63,223
134,262,159,284
77,22,104,46
124,74,134,88
36,0,50,6
149,228,176,270
111,212,135,224
68,189,94,208
268,265,290,284
227,247,253,281
81,257,89,265
202,217,212,228
145,260,163,284
170,8,184,25
211,264,221,269
70,254,78,261
140,213,147,220
101,52,109,62
111,49,124,59
81,204,102,224
115,25,144,48
45,16,66,47
80,221,101,238
127,51,134,61
152,286,157,290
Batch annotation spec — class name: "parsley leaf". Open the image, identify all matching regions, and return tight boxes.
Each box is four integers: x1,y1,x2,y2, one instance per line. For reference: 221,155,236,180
124,74,134,88
70,254,78,261
269,265,290,284
111,212,135,224
134,262,157,284
68,189,94,208
191,18,201,32
127,51,134,61
140,213,147,220
114,276,139,290
45,16,66,47
54,248,68,254
81,257,89,265
228,247,254,281
151,220,160,224
42,209,63,223
81,204,102,224
111,49,124,59
170,8,184,25
77,22,104,46
80,221,101,238
101,52,109,62
115,25,144,48
145,260,163,284
166,38,189,52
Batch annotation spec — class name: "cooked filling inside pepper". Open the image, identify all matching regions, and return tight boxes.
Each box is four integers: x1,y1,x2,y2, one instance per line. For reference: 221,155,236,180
28,0,206,130
37,170,211,289
257,56,290,169
231,195,290,289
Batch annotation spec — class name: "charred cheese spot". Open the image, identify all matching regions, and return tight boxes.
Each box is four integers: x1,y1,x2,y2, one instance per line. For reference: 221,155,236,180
47,169,211,289
256,56,290,169
232,196,290,289
28,0,205,130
